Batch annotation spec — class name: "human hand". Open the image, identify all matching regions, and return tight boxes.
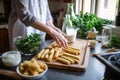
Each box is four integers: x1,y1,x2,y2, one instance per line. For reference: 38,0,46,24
46,20,66,38
54,27,66,38
32,20,68,48
49,28,68,48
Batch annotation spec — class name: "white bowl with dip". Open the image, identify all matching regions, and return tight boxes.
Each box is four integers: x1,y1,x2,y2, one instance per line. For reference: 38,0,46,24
1,51,21,67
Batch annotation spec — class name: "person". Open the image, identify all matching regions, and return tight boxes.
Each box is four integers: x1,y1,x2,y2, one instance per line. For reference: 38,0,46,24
8,0,68,50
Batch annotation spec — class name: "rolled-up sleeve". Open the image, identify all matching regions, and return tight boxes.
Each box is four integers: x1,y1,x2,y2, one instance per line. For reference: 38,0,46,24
14,0,38,26
46,1,53,21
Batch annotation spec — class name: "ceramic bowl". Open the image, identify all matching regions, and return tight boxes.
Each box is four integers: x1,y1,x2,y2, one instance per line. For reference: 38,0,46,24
2,51,21,67
14,35,41,56
16,62,48,80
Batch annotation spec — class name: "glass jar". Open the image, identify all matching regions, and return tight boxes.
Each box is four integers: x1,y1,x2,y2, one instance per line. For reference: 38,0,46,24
66,27,78,43
62,3,78,43
62,14,72,33
62,3,76,33
67,3,76,19
102,26,112,45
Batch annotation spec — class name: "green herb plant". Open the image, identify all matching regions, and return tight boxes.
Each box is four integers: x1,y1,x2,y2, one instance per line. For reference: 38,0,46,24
71,11,111,38
109,35,120,48
15,33,42,55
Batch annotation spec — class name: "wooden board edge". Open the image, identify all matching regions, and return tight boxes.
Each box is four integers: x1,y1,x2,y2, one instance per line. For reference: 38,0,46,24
47,64,86,72
81,43,91,70
0,69,22,80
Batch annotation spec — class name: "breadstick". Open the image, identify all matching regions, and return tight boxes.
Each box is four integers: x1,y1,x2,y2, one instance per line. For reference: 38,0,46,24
27,66,38,75
54,47,58,52
23,61,36,75
37,49,45,59
60,55,75,64
37,68,44,73
68,46,80,51
54,50,60,59
44,54,49,60
58,53,63,57
67,47,80,55
57,57,71,65
59,47,62,53
38,62,46,70
52,43,60,47
23,70,29,76
19,63,24,71
63,52,80,60
70,57,80,64
41,49,49,59
64,48,79,55
47,48,55,62
49,48,54,55
31,59,40,69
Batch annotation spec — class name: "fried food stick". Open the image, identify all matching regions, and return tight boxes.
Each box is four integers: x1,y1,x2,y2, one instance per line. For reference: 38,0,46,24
37,49,45,59
68,46,80,51
47,48,55,62
57,57,71,65
54,50,60,59
60,55,75,64
67,47,81,55
41,49,49,59
63,52,80,60
64,48,79,55
70,57,80,64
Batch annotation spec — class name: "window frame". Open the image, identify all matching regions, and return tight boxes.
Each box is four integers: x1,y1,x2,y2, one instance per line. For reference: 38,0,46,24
75,0,120,25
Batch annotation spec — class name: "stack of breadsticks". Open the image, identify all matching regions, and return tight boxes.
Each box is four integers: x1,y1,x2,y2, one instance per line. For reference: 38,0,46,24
19,59,46,76
57,46,80,65
36,43,81,65
37,43,62,62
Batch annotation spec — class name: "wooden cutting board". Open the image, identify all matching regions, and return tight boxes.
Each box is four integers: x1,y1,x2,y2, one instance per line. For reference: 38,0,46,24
33,39,90,71
0,69,22,80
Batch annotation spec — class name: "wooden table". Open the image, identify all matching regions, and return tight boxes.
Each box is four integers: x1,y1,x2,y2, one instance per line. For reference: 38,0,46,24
0,39,106,80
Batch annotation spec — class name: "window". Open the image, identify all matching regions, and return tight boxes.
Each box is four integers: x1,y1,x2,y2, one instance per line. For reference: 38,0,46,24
75,0,119,24
96,0,118,21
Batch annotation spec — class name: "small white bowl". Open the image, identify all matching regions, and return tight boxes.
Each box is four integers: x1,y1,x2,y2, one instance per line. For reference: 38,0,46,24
16,62,48,80
2,51,21,67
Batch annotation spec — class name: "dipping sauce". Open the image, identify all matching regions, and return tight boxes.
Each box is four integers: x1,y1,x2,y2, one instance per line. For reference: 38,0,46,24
2,51,21,67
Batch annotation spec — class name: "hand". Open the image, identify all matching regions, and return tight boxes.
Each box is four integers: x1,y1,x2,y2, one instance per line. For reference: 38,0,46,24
46,20,66,38
54,27,67,38
31,21,68,48
49,28,68,48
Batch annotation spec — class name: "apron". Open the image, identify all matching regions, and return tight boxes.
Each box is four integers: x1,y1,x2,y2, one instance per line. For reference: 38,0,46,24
8,0,48,50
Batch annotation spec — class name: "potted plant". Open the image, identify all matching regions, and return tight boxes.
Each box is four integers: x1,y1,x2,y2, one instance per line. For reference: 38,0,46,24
71,11,112,39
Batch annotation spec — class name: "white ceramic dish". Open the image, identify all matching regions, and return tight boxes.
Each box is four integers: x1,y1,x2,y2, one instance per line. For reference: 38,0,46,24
16,62,48,80
1,51,21,67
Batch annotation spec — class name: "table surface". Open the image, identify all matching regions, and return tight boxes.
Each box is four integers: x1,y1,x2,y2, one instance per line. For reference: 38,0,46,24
0,39,106,80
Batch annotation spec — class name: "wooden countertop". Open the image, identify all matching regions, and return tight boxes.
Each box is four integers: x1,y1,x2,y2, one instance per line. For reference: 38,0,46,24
0,39,106,80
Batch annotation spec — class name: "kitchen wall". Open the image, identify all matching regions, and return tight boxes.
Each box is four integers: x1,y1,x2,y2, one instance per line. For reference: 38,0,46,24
49,1,67,12
45,1,68,40
48,1,68,29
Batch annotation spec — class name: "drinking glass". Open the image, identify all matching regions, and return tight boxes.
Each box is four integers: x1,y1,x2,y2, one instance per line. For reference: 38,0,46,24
66,27,78,43
102,26,112,45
